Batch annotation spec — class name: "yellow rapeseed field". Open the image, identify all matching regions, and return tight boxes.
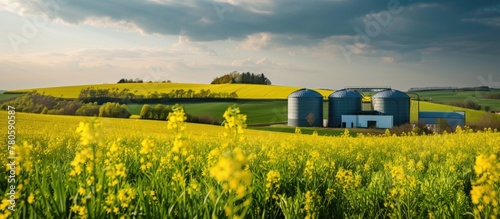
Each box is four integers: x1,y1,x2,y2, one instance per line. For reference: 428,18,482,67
10,83,333,100
0,108,499,218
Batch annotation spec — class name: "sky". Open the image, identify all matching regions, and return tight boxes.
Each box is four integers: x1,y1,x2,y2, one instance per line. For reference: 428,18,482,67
0,0,499,91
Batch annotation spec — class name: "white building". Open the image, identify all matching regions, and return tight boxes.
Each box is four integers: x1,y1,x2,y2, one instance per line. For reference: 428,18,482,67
341,115,393,129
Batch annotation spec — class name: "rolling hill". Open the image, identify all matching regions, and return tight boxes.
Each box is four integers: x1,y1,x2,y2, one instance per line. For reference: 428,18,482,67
8,83,334,99
7,83,500,124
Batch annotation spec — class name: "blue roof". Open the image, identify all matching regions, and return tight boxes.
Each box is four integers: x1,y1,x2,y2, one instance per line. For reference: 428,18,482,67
419,111,465,119
288,88,323,98
372,89,409,99
329,89,363,98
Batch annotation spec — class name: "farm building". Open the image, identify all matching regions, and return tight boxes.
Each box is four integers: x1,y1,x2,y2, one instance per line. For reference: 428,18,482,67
419,111,465,129
341,114,393,129
287,88,409,129
287,88,324,127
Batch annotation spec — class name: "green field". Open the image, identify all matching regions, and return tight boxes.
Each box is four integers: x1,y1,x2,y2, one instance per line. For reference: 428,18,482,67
127,101,331,125
126,99,497,125
0,93,22,102
8,82,334,99
411,100,500,123
412,90,500,111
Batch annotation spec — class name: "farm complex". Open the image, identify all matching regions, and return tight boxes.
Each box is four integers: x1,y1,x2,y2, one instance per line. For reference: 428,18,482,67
287,88,465,130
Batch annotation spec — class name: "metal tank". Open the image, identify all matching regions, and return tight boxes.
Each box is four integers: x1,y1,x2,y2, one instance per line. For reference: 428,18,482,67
371,89,410,126
328,89,363,128
288,89,324,127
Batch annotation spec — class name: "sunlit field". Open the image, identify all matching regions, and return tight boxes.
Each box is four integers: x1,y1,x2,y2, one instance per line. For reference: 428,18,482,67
9,83,333,100
1,109,499,218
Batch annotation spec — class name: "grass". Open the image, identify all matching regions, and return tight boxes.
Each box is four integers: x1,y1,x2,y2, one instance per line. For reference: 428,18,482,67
411,90,500,111
127,101,330,125
126,101,288,125
8,82,334,100
0,93,22,102
410,100,500,123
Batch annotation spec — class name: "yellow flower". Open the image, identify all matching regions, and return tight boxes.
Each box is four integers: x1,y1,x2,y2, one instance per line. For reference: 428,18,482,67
27,194,34,204
471,154,500,218
78,187,86,195
210,147,252,200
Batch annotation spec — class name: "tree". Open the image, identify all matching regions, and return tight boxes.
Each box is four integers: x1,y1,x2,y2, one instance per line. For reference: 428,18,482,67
99,102,131,118
211,71,272,85
75,102,100,116
140,104,151,119
437,118,452,133
154,104,165,120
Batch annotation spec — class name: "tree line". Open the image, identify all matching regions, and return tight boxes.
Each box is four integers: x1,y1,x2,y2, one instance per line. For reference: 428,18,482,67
140,104,220,125
211,71,272,85
1,92,222,125
0,92,130,118
117,78,144,83
78,87,238,104
117,78,173,83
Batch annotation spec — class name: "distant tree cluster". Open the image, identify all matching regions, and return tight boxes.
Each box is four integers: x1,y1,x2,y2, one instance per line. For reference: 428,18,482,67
118,78,173,83
147,89,237,99
79,87,238,104
483,93,500,100
471,113,500,130
79,87,137,103
408,86,490,92
75,102,100,116
211,71,271,85
408,87,459,92
1,92,82,115
139,103,221,125
0,92,131,118
139,104,173,120
99,102,131,118
450,100,482,110
117,78,144,83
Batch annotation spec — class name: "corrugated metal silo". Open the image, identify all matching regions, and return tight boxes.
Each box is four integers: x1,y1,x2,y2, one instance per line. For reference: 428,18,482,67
288,89,323,127
372,89,410,126
328,89,363,128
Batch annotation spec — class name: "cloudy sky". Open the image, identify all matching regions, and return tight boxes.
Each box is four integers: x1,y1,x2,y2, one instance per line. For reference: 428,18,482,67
0,0,499,91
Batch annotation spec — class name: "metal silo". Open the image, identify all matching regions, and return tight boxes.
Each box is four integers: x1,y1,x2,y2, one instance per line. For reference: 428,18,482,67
288,89,323,127
328,89,363,128
372,89,410,126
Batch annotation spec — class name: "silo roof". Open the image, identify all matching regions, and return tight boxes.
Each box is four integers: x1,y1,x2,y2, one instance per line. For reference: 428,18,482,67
329,89,363,98
288,89,323,98
372,89,409,99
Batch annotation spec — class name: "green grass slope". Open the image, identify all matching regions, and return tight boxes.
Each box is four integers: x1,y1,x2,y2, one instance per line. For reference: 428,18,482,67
127,101,289,125
127,101,332,125
0,93,22,102
410,100,499,123
412,90,500,111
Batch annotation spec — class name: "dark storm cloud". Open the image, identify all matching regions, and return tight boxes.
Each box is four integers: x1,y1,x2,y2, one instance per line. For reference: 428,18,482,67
12,0,500,56
364,1,500,55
